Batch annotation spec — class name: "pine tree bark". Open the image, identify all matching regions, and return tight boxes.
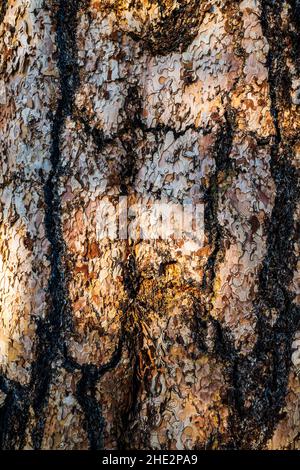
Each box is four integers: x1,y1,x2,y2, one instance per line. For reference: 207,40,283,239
0,0,299,450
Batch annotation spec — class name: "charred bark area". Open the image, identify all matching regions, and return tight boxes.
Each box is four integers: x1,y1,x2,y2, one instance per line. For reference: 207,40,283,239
76,339,123,449
0,1,8,25
0,0,116,451
126,0,207,56
287,0,300,75
187,1,300,450
29,0,83,449
202,110,235,293
221,0,300,449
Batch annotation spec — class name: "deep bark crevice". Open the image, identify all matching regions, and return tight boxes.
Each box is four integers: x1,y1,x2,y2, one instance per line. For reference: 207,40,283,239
76,338,123,450
0,0,299,450
30,0,83,449
221,0,300,449
0,0,8,25
124,0,208,56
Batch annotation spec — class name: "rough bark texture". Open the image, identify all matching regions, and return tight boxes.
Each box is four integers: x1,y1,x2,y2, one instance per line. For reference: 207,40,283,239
0,0,299,450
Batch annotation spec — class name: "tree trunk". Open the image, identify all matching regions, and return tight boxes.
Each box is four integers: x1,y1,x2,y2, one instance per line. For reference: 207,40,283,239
0,0,299,450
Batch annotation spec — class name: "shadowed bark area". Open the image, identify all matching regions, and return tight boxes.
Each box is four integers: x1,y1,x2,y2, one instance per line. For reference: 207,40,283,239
0,0,299,450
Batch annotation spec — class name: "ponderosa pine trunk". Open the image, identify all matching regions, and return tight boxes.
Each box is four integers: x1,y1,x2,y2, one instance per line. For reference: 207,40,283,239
0,0,299,450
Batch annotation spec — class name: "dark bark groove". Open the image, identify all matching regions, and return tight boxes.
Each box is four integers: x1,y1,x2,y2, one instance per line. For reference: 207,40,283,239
0,0,299,450
30,0,83,449
0,0,8,25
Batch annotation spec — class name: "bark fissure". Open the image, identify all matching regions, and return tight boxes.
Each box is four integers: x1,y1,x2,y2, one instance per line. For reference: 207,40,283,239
1,0,299,450
125,0,207,56
0,376,29,449
221,1,300,449
191,2,300,449
75,109,213,156
0,0,8,25
119,254,143,449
